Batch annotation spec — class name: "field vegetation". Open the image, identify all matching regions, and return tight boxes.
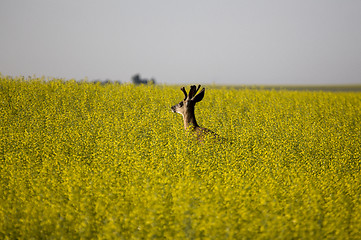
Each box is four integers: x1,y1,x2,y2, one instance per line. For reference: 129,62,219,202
1,75,361,239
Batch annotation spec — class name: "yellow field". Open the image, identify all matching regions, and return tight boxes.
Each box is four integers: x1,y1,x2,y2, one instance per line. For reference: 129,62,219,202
1,76,361,239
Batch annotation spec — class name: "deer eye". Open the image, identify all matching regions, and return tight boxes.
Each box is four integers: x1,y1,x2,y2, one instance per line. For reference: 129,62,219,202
179,102,184,107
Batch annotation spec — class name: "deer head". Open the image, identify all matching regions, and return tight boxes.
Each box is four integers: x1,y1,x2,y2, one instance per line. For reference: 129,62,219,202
171,85,223,142
171,85,205,130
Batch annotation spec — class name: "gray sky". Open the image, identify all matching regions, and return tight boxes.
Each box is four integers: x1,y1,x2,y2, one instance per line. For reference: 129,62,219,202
1,0,361,85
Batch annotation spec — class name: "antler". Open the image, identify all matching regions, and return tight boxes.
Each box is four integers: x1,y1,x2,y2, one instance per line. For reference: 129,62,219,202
195,85,201,94
181,87,187,100
188,85,201,99
181,85,202,100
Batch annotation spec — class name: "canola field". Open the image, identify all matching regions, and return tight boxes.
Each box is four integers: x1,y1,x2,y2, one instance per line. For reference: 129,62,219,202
1,76,361,239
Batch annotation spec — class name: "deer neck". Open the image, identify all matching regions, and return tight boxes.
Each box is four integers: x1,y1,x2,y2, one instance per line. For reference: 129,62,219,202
183,108,199,131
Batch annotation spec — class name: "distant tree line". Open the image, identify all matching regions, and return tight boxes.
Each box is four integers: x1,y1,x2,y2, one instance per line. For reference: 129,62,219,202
91,74,156,85
91,79,122,85
13,74,157,86
132,74,156,85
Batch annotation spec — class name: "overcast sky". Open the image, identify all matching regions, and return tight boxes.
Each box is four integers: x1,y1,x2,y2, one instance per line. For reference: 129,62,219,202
1,0,361,85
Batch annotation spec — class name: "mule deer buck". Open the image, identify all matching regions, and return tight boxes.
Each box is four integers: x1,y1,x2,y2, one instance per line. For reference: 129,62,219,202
171,85,218,141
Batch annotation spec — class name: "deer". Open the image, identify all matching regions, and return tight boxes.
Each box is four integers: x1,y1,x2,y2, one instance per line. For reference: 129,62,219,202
171,85,218,141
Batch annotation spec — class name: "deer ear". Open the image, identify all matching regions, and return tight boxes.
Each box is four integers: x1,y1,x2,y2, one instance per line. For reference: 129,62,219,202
192,88,205,103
